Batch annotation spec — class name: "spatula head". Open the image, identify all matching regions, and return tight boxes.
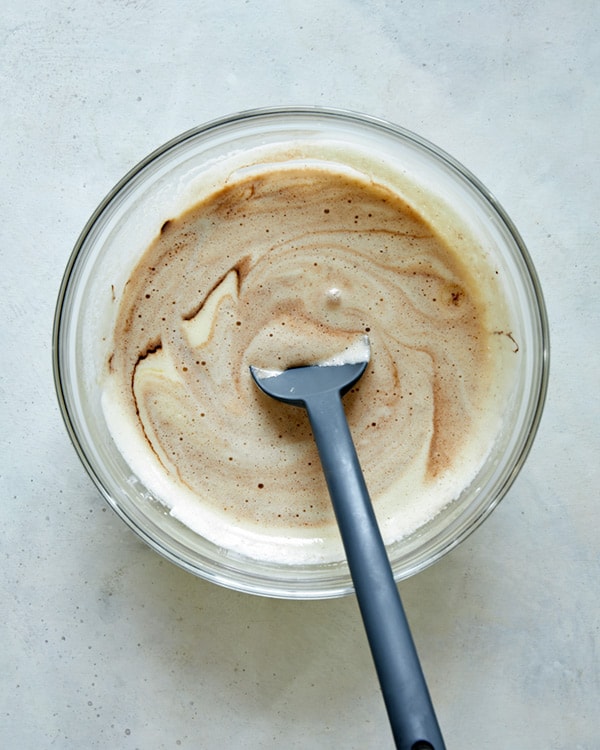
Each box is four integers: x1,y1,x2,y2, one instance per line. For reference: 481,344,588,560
250,336,370,406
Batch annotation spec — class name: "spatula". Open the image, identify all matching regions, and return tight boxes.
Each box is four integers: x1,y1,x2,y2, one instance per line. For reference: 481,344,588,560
250,337,445,750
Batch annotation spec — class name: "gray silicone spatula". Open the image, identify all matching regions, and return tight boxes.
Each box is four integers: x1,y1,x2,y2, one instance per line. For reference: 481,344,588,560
250,338,445,750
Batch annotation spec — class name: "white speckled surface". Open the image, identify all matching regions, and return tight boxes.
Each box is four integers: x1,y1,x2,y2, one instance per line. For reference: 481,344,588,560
1,1,598,748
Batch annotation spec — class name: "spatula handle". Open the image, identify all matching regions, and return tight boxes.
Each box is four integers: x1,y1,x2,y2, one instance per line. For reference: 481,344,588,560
305,392,446,750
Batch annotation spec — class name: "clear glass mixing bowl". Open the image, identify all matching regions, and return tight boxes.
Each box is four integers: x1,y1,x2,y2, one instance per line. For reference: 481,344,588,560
53,108,549,599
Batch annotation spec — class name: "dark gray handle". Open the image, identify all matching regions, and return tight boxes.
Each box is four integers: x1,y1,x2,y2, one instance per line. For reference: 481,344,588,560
304,391,446,750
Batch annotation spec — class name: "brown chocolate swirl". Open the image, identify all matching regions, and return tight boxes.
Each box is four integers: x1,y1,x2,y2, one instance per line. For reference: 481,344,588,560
104,165,510,558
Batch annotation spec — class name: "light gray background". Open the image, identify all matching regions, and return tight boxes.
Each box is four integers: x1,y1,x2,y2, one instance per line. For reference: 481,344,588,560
1,1,598,748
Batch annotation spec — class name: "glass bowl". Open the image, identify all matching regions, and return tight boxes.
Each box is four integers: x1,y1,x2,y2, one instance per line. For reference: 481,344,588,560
53,107,549,599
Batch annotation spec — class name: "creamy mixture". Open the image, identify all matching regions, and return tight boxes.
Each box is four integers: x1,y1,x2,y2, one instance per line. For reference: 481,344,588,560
102,160,515,563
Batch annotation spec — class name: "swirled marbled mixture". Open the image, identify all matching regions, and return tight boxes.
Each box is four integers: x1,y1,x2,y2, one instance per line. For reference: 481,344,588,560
103,164,514,563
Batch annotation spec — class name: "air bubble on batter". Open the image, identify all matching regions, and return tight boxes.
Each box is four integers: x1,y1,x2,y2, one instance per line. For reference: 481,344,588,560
326,287,342,304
